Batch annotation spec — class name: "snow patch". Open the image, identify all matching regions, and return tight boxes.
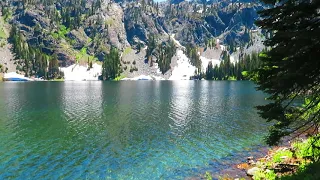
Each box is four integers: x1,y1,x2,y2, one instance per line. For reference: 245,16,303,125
230,55,238,64
200,56,221,71
3,72,33,81
168,34,197,80
220,45,227,51
60,63,102,81
169,50,196,80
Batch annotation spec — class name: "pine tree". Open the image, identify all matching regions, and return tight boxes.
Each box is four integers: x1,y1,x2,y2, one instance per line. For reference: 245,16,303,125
206,61,213,80
102,47,120,80
254,0,320,145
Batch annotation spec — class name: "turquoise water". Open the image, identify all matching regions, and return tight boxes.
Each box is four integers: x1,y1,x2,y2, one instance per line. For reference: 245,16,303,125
0,81,268,179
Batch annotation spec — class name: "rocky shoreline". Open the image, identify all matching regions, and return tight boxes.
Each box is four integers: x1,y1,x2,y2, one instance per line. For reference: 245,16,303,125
202,145,270,180
208,133,319,180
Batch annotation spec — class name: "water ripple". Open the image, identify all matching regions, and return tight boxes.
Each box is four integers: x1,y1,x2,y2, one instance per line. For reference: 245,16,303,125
0,81,268,179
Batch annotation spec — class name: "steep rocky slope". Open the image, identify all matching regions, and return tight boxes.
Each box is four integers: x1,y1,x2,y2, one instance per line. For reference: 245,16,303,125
0,11,16,73
0,0,264,80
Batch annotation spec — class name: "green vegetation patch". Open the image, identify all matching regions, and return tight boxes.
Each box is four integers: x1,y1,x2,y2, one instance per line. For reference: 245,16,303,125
253,169,277,180
272,150,293,163
293,135,320,160
123,47,132,56
51,25,70,40
0,73,3,81
105,18,114,26
0,17,7,39
75,47,97,64
227,76,237,81
114,75,126,81
1,8,13,22
249,136,320,180
280,162,320,180
0,28,6,39
49,78,65,82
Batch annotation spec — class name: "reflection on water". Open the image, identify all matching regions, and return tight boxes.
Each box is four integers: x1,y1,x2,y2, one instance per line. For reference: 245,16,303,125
169,81,193,137
0,81,268,179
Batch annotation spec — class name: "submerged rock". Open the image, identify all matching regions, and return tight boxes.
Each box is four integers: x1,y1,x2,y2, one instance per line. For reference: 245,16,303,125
247,156,254,161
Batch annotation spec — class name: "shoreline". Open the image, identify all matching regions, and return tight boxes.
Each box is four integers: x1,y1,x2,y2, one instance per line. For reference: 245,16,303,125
210,130,319,180
185,144,271,180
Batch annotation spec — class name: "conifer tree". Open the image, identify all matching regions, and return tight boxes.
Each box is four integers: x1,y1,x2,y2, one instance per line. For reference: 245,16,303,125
255,0,320,145
206,61,214,80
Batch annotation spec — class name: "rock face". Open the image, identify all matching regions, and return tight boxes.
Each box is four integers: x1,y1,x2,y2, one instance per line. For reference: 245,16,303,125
204,5,260,44
2,0,263,77
0,12,16,73
99,2,129,50
0,43,16,73
173,20,213,46
66,29,89,50
124,5,164,45
16,10,49,30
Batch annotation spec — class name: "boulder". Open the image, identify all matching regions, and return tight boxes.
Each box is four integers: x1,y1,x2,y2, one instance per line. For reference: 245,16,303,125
247,167,261,176
248,160,256,165
247,156,254,161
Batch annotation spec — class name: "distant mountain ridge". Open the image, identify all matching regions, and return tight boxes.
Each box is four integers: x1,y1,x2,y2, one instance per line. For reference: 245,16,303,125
0,0,265,80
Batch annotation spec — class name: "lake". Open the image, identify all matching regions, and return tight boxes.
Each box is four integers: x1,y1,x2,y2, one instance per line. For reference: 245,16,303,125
0,81,269,179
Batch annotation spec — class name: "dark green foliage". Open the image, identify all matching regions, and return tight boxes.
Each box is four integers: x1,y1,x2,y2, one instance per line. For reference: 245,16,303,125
157,38,176,74
185,44,202,74
1,6,12,22
205,61,214,80
10,25,61,79
87,57,93,69
0,64,3,73
3,0,107,79
204,51,262,80
146,34,157,64
14,0,102,30
280,161,320,180
137,43,142,53
102,47,120,80
205,38,216,49
254,0,320,145
129,66,138,73
145,35,176,74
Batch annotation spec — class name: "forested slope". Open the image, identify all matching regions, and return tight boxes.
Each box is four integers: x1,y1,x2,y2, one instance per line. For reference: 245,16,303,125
0,0,265,80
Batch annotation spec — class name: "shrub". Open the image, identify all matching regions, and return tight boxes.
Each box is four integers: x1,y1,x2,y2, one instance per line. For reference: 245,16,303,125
253,169,277,180
272,150,293,163
114,75,126,81
0,28,6,39
293,135,320,161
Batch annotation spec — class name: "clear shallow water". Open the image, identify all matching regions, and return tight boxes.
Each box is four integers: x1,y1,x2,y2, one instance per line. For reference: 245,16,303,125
0,81,268,179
